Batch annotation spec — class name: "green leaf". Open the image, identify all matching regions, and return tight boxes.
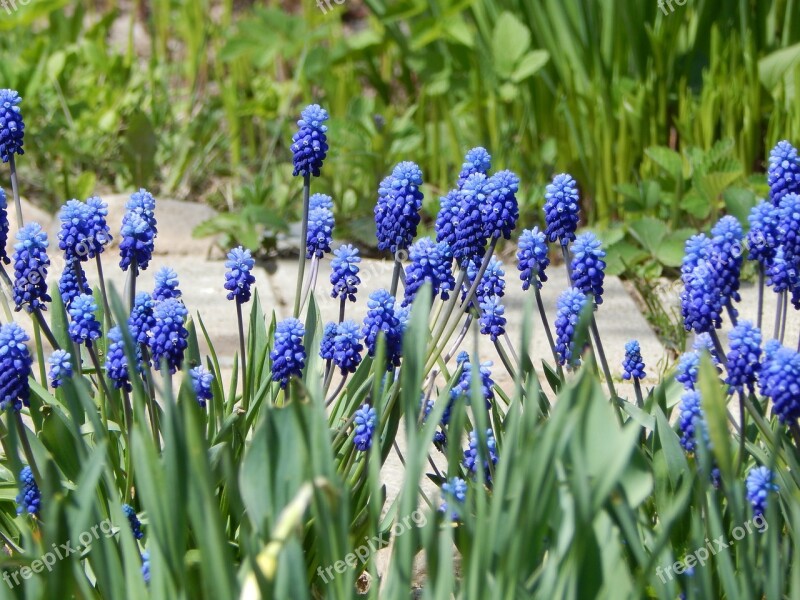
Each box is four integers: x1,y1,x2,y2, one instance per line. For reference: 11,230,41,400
492,11,531,79
655,230,693,267
628,217,667,255
679,190,712,219
645,146,683,182
759,42,800,102
723,187,756,225
511,50,549,83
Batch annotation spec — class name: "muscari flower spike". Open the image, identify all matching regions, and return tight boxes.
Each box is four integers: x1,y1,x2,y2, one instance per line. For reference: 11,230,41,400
711,215,745,309
676,352,700,390
463,428,498,483
190,366,214,408
768,140,800,206
621,340,646,380
678,390,707,453
362,289,404,369
68,293,101,347
452,174,490,268
555,287,587,366
320,322,337,361
59,257,90,309
105,327,132,392
353,403,377,452
332,320,364,375
0,89,24,163
58,199,106,261
15,466,39,517
119,189,158,272
457,147,491,188
765,247,800,309
450,355,494,412
747,200,779,267
478,295,506,342
13,222,51,312
129,292,156,345
0,323,32,411
435,189,460,249
778,192,800,268
517,227,550,291
270,318,306,388
464,256,505,304
86,196,112,251
48,349,72,388
439,477,468,521
544,174,580,246
224,246,256,304
570,232,606,304
693,333,721,364
403,238,455,306
725,321,762,394
0,187,10,264
149,298,189,373
375,161,424,254
141,551,151,584
309,193,333,211
123,504,144,540
330,244,361,302
680,234,723,334
153,267,181,301
483,170,520,241
306,205,334,258
760,345,800,424
746,466,779,517
291,104,329,178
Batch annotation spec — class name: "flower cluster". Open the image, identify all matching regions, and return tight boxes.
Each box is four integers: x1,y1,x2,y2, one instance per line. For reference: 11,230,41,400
353,403,377,451
15,466,39,517
760,345,800,423
123,504,144,540
483,170,520,240
119,189,158,272
439,477,468,521
768,140,800,206
725,321,762,393
224,246,256,304
403,238,455,306
291,104,329,178
48,349,73,389
678,390,706,453
517,227,550,290
270,318,306,388
59,258,90,309
0,89,25,163
13,222,51,312
106,327,132,392
0,323,32,411
68,293,102,347
0,187,9,264
129,292,156,345
680,234,723,333
153,267,181,301
746,466,779,517
149,298,189,373
375,161,424,254
554,287,587,366
330,320,364,375
306,201,334,258
58,197,110,261
362,289,404,369
544,174,580,246
621,340,646,380
463,428,498,483
330,244,361,302
570,232,606,304
450,354,494,410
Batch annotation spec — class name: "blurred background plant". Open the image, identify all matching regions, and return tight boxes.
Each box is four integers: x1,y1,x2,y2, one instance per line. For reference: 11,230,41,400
2,0,800,266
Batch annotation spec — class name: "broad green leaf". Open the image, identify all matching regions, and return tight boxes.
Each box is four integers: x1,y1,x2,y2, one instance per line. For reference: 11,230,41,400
492,11,531,79
645,146,683,182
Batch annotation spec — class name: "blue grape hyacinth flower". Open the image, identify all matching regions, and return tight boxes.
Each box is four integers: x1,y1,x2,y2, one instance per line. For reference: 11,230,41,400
544,174,580,246
12,222,51,312
676,352,700,390
0,89,25,163
15,466,39,517
746,466,779,517
362,289,404,369
306,204,334,258
725,321,762,393
747,201,779,267
452,173,490,268
105,327,132,392
123,504,144,540
710,215,745,314
570,232,606,304
439,477,468,521
457,147,491,188
224,246,256,304
517,227,550,291
478,295,506,341
768,140,800,206
291,104,329,178
153,267,181,301
403,238,455,306
68,293,101,347
86,196,112,251
320,322,337,362
464,256,505,304
0,323,32,411
434,189,460,249
760,345,800,423
119,189,158,272
450,355,494,411
0,187,9,264
129,292,156,345
59,257,90,309
680,234,723,334
149,299,189,373
375,161,424,254
141,551,151,584
190,366,214,408
778,192,800,267
621,340,646,380
330,244,361,302
555,287,587,366
332,320,364,375
353,403,377,451
463,428,498,483
270,318,306,388
48,349,73,388
678,390,707,453
58,199,105,261
309,193,333,211
483,170,520,240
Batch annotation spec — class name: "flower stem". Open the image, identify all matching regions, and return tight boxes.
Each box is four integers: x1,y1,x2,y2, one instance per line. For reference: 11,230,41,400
128,259,137,313
325,374,349,406
534,285,562,378
293,174,311,318
33,308,59,350
298,254,319,314
561,244,573,285
590,315,617,401
726,300,738,327
236,300,248,412
14,411,40,482
8,155,23,229
95,254,113,328
458,238,498,313
737,390,747,472
389,258,402,297
757,264,764,330
774,290,783,341
779,290,788,343
708,328,727,364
